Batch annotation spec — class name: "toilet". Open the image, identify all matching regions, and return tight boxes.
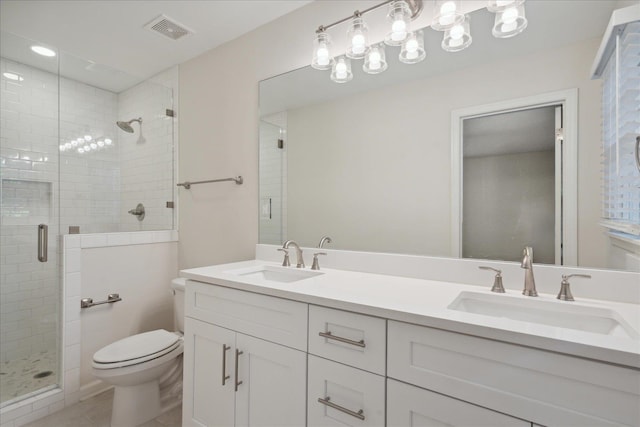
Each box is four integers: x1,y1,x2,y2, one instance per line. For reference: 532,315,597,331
92,278,186,427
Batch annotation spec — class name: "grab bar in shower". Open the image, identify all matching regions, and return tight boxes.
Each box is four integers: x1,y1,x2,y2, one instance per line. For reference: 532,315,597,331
81,294,122,309
177,176,243,189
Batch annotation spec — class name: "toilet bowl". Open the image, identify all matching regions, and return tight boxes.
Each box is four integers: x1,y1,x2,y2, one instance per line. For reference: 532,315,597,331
92,278,186,427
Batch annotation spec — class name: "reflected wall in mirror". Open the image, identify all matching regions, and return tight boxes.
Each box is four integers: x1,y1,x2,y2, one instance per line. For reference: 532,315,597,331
258,1,639,271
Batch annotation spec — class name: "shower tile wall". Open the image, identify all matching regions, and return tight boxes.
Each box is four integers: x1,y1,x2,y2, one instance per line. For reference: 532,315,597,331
259,112,287,245
1,58,60,394
59,74,120,234
117,67,175,232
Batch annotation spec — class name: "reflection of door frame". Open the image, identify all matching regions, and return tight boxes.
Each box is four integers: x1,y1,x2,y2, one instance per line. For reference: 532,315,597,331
451,89,578,265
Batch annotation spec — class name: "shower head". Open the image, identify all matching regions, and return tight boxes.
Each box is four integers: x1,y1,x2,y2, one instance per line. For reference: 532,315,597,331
116,117,142,133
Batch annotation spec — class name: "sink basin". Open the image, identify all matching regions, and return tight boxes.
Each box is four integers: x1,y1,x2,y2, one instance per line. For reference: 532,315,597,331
227,265,323,283
448,291,639,339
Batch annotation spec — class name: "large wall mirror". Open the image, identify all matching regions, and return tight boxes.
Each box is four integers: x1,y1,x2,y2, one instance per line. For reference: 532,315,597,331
259,1,637,271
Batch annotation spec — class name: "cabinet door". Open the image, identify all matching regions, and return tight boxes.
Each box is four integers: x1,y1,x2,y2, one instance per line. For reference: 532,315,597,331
308,355,385,427
183,318,236,427
387,379,529,427
235,333,307,427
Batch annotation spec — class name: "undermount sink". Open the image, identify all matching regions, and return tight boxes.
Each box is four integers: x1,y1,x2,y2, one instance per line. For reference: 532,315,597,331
227,265,323,283
448,291,639,339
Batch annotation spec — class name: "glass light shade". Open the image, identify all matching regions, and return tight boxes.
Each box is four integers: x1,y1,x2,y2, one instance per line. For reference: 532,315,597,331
363,44,388,74
346,16,369,59
385,0,411,46
330,57,353,83
431,0,464,31
312,31,334,70
492,4,527,38
486,0,525,13
400,30,426,64
442,15,472,52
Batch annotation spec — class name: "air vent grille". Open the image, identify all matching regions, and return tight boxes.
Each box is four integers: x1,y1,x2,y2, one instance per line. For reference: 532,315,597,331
145,15,193,41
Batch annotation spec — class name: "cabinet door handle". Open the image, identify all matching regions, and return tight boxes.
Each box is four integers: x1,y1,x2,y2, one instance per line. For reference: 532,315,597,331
221,344,231,386
317,396,365,420
318,331,366,348
234,349,243,392
635,136,640,173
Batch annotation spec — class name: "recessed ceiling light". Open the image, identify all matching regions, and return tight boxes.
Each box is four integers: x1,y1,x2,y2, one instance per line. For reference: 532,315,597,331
3,72,24,81
31,45,56,57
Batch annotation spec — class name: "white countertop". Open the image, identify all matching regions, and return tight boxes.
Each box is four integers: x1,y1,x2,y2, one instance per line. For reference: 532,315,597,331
181,260,640,369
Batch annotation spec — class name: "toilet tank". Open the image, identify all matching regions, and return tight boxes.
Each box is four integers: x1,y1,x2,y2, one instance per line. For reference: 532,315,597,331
171,278,187,333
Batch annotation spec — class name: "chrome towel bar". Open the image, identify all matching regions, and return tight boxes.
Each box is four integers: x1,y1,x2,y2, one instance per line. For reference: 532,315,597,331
177,176,243,189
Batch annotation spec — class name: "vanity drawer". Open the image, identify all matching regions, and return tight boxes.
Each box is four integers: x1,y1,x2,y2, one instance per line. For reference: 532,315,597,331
308,354,385,427
387,378,529,426
387,320,640,427
185,280,308,351
309,305,386,375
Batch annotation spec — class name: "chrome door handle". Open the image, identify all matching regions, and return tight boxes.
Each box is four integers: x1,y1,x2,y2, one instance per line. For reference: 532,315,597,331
234,349,243,392
37,224,48,262
222,344,231,385
317,396,365,420
318,331,365,348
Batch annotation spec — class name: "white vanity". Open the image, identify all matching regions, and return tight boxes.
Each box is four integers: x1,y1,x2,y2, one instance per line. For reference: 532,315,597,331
180,248,640,427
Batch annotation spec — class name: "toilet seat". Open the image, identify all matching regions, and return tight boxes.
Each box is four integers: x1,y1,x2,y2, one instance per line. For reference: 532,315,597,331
93,329,181,369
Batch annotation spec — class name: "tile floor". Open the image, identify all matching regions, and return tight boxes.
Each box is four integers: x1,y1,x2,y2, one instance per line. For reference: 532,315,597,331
23,389,181,427
0,351,58,404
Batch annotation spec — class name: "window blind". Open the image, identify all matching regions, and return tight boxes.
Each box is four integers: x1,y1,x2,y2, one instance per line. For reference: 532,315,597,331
601,21,640,236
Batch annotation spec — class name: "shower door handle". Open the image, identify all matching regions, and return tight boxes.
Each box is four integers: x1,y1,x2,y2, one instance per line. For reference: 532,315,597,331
37,224,48,262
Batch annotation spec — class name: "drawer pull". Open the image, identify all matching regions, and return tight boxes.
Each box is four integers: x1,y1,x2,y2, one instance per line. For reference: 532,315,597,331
319,331,366,348
221,344,231,385
235,349,243,392
317,396,365,420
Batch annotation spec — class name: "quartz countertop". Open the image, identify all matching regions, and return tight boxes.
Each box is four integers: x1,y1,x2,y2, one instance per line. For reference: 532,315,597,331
181,260,640,369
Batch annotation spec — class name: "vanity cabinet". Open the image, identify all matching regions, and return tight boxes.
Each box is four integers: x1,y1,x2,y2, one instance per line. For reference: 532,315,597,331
182,281,308,427
387,320,640,426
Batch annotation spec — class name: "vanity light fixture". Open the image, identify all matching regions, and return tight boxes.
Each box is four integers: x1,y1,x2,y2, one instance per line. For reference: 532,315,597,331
399,30,426,64
311,30,334,70
346,13,369,59
442,15,472,52
312,0,423,83
491,3,528,38
331,56,353,83
385,1,413,46
30,45,56,57
363,44,388,74
431,0,464,31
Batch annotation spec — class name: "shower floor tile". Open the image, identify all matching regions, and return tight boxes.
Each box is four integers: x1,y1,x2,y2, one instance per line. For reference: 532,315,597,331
0,350,57,404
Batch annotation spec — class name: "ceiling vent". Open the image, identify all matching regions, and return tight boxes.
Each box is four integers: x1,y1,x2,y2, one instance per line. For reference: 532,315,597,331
145,15,193,41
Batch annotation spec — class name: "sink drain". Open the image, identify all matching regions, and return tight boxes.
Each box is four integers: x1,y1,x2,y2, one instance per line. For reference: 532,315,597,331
33,371,53,379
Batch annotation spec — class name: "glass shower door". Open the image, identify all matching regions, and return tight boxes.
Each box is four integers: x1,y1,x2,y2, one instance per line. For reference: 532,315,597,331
1,34,61,406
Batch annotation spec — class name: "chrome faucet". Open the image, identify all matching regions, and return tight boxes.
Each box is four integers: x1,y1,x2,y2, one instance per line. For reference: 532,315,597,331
318,236,332,248
521,246,538,297
283,240,305,268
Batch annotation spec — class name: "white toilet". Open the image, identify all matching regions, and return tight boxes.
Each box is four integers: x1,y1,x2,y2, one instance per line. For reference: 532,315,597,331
92,278,186,427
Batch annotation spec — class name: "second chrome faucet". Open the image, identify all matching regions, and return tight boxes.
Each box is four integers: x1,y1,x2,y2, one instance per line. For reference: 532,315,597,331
521,246,537,297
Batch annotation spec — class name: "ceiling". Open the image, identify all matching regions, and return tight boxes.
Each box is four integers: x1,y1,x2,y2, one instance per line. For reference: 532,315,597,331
0,0,312,92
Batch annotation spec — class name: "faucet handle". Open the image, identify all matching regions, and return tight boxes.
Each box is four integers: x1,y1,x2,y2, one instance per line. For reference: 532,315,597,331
479,266,505,293
277,248,290,267
311,252,326,271
557,274,591,301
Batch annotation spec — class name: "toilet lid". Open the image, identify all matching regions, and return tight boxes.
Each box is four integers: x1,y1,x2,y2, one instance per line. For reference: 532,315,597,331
93,329,180,364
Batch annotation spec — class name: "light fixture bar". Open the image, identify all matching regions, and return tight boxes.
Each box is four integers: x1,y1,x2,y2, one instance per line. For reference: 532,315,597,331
316,0,422,33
